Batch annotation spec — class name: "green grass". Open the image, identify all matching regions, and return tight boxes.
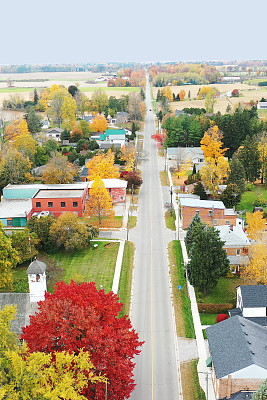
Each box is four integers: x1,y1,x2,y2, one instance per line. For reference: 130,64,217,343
236,185,267,214
196,276,241,305
199,313,218,325
45,241,119,292
0,87,42,93
118,241,135,316
181,359,206,400
160,171,168,186
128,216,137,229
168,241,195,338
165,209,176,230
79,87,140,93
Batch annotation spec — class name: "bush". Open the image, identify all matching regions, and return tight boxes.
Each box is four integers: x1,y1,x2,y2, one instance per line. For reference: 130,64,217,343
198,303,233,313
246,183,254,191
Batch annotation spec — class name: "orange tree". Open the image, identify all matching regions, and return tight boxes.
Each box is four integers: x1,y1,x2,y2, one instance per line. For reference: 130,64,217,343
87,176,115,225
86,149,119,181
91,115,108,132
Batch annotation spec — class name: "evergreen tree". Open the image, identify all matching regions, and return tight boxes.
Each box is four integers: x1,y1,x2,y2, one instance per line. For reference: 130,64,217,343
251,378,267,400
192,164,196,175
188,90,191,99
188,119,202,146
187,224,229,293
220,183,241,208
227,153,246,193
140,88,145,100
33,89,39,105
193,181,208,200
185,213,202,252
60,128,70,141
237,136,261,182
25,106,42,133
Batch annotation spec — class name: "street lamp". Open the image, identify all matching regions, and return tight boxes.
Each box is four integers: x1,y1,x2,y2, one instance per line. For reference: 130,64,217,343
170,186,173,206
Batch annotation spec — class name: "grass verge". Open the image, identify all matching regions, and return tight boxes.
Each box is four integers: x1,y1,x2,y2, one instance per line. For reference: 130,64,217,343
181,360,206,400
128,216,137,229
165,209,176,230
118,241,135,316
89,216,123,229
168,240,195,338
160,171,168,186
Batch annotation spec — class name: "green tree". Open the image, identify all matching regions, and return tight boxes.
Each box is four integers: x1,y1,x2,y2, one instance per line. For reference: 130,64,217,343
185,213,202,252
49,212,98,252
192,182,208,199
188,119,202,146
251,379,267,400
227,152,246,193
25,106,42,133
237,136,261,182
33,88,39,105
10,228,39,263
0,224,20,290
27,215,56,252
0,144,32,190
79,119,92,135
187,223,229,293
34,146,49,167
43,139,58,155
68,85,79,97
220,183,241,208
91,88,108,114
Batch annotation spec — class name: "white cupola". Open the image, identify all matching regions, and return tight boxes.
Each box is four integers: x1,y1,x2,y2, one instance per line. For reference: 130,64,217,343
26,259,47,303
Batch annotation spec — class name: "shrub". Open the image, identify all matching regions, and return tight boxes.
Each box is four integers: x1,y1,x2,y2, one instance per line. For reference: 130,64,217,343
198,303,233,313
246,183,254,191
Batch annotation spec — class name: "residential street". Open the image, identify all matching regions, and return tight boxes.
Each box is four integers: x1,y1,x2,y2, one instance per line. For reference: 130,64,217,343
129,78,180,399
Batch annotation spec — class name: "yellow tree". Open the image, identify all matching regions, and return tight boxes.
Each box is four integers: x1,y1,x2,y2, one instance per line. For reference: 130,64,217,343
120,143,136,171
62,95,77,131
86,149,119,181
13,133,37,161
246,211,266,241
38,88,51,110
42,153,77,184
179,89,186,101
164,86,173,102
91,115,108,132
87,176,115,225
241,241,267,285
200,126,230,197
4,118,29,141
256,132,267,183
0,223,20,290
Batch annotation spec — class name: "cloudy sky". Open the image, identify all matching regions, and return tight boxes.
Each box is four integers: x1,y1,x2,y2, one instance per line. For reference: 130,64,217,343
1,0,265,64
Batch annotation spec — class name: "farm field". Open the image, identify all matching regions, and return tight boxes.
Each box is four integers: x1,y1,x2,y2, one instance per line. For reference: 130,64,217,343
153,83,267,115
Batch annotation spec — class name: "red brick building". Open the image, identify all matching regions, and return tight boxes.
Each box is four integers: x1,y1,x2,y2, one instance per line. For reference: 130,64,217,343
88,179,127,204
179,198,236,229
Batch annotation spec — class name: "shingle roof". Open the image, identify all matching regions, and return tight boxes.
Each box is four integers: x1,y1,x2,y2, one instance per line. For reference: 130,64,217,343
216,225,251,248
26,259,47,274
180,198,225,209
239,285,267,308
206,316,267,379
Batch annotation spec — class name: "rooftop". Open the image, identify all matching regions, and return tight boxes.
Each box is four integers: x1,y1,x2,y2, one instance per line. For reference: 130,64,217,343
206,316,267,379
0,199,32,218
88,178,127,189
34,189,85,199
239,285,267,308
180,198,225,210
216,225,251,247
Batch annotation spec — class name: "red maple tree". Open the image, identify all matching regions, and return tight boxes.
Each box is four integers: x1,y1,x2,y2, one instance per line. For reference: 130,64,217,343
21,281,143,399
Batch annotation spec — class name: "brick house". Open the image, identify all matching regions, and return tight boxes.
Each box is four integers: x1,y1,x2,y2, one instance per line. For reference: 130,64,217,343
206,316,267,399
179,198,236,229
215,225,251,274
88,179,127,204
229,285,267,327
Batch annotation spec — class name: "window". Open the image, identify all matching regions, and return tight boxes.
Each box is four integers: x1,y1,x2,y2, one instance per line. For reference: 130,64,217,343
48,202,53,208
213,220,217,226
73,201,78,208
236,249,241,255
61,202,66,208
225,220,230,225
36,202,41,208
7,220,12,227
209,210,213,217
196,210,199,215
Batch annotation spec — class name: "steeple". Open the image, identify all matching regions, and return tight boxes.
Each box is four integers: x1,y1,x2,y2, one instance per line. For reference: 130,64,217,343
26,259,47,303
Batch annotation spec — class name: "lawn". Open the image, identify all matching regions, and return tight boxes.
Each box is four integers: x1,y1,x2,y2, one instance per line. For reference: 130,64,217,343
196,276,242,306
236,185,267,214
165,209,176,231
88,216,123,229
44,241,120,293
118,241,135,316
199,313,218,325
128,216,137,229
168,241,195,338
160,171,168,186
181,360,205,400
0,87,41,93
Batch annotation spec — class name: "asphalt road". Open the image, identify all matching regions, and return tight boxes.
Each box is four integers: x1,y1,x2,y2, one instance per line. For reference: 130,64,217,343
130,79,179,399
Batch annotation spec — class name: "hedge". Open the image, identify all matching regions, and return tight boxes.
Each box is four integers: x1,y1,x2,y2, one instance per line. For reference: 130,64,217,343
198,303,233,313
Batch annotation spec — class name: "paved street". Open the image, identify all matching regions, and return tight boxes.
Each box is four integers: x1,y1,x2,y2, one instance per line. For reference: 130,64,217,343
129,79,180,399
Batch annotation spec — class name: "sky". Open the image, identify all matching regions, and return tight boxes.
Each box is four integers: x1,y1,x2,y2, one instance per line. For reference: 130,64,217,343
1,0,266,65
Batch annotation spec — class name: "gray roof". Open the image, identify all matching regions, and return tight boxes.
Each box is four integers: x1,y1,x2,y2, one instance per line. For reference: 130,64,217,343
99,142,121,149
0,293,38,334
167,147,203,157
216,225,251,248
180,198,225,210
26,259,47,274
46,127,63,134
227,255,249,265
0,199,32,218
206,316,267,379
34,189,84,199
240,285,267,308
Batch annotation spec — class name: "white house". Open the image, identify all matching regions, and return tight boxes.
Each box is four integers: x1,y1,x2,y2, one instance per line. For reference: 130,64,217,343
45,127,63,142
257,101,267,110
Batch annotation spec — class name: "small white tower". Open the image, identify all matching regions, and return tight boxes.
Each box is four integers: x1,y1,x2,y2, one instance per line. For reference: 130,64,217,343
26,259,47,303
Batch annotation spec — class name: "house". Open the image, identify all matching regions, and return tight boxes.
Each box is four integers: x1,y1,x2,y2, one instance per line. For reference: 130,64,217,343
83,115,94,123
179,198,236,229
0,198,32,227
229,285,267,327
112,112,129,125
88,179,127,203
206,316,267,399
167,147,204,166
41,120,50,129
97,129,126,148
45,127,63,142
215,225,251,274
